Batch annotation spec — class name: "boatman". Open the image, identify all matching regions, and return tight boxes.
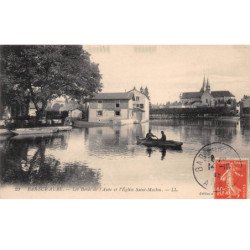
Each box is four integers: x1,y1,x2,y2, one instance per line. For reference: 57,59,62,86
160,131,166,141
146,129,157,140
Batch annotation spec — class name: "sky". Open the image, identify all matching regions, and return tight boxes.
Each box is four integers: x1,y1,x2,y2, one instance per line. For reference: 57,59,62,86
85,45,250,104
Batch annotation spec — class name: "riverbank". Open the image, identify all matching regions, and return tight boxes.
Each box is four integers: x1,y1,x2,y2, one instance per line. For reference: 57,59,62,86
73,120,109,128
0,125,72,136
73,119,149,128
150,114,241,121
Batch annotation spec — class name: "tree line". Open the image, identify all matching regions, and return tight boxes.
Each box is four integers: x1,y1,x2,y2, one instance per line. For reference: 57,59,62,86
0,45,102,119
139,86,150,100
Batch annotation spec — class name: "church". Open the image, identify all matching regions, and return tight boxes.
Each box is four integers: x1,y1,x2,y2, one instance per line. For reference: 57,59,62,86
180,77,236,107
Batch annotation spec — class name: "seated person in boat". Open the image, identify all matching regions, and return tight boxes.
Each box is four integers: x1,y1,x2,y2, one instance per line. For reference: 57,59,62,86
160,131,166,141
146,129,157,140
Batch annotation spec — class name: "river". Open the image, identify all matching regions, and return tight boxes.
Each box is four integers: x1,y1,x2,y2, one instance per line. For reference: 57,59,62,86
0,118,249,198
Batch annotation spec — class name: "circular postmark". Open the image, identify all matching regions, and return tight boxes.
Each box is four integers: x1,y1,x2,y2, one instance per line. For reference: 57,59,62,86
192,142,242,191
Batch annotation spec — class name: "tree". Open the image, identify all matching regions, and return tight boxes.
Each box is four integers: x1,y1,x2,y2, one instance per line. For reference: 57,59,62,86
166,101,170,107
140,86,144,93
0,45,102,119
144,86,150,100
0,46,31,117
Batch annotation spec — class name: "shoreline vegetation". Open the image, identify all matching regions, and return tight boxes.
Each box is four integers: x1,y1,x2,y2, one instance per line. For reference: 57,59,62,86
1,115,248,136
150,106,237,116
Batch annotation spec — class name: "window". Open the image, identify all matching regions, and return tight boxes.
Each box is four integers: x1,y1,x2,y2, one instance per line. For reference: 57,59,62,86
136,96,140,101
97,110,103,116
97,100,103,109
140,104,144,109
136,104,140,108
115,100,120,108
115,111,120,116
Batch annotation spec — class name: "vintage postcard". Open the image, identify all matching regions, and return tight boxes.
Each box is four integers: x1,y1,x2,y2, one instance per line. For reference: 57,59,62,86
0,45,249,198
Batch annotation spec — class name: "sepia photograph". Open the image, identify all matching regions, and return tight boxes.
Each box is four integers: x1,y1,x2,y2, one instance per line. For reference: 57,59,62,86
1,1,250,250
0,45,249,198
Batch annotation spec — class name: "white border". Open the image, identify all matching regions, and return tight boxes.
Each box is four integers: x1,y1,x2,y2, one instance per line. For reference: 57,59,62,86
0,200,250,250
1,0,250,44
1,1,250,250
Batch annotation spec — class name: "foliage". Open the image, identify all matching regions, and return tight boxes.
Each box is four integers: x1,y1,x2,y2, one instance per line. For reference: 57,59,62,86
0,45,102,117
144,86,150,100
138,86,150,99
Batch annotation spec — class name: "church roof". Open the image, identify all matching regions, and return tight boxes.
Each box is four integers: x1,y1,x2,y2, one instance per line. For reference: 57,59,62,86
181,92,202,99
211,91,235,98
181,90,235,99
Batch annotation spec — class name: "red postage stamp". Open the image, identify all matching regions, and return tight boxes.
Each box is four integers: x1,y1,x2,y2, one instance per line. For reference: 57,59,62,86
214,160,248,199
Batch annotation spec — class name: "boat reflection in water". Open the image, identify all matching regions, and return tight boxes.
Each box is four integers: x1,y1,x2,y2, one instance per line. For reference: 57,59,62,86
146,147,167,160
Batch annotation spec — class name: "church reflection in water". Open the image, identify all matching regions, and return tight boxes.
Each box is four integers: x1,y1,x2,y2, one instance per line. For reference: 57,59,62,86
240,118,250,144
150,118,240,145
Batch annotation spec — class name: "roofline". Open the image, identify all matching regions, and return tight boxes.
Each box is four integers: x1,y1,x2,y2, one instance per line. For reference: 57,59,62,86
89,92,134,100
181,90,235,98
90,98,132,100
211,91,235,97
127,88,150,100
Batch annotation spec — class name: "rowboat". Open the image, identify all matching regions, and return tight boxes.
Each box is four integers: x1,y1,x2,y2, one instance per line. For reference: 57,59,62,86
0,128,16,136
11,133,57,140
11,132,67,140
11,127,58,135
136,137,183,149
10,125,73,135
56,126,72,131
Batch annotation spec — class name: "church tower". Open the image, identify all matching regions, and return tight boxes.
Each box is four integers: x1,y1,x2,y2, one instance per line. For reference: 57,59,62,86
200,75,206,93
206,78,211,93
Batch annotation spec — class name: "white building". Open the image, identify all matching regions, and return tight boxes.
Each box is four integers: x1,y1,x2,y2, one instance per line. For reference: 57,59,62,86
88,88,149,124
240,96,250,117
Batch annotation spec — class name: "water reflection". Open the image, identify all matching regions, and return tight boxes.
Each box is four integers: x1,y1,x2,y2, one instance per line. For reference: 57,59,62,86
146,147,153,157
0,118,249,192
240,118,250,143
145,147,180,160
86,123,149,156
161,148,166,160
0,134,100,187
150,118,238,145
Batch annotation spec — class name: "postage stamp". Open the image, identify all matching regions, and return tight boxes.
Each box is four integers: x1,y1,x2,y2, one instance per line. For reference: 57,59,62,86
193,142,248,198
214,160,248,199
192,142,242,190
